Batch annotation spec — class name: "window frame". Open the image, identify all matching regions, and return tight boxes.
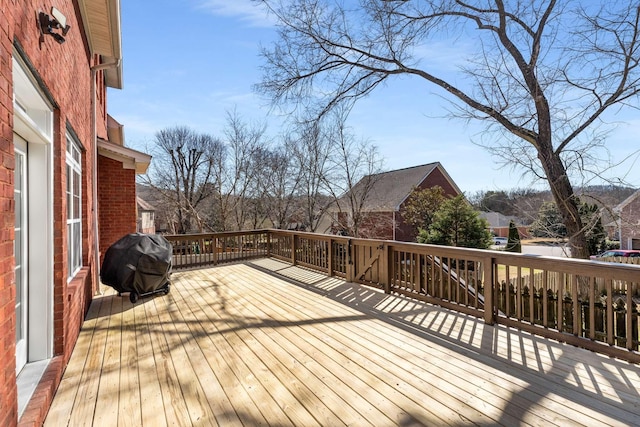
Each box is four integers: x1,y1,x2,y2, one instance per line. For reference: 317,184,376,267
66,133,82,280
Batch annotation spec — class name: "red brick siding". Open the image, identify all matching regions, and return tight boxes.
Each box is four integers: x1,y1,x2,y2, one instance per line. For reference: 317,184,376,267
620,194,640,250
0,3,18,425
358,212,394,240
414,167,459,196
1,1,110,425
394,220,417,242
395,167,462,242
17,357,63,427
98,156,137,261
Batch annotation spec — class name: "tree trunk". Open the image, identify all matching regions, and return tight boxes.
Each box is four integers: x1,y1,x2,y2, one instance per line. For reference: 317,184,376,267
539,150,589,259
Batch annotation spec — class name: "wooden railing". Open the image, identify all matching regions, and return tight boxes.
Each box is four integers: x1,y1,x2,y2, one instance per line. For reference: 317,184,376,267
165,230,270,269
598,256,640,265
165,229,640,363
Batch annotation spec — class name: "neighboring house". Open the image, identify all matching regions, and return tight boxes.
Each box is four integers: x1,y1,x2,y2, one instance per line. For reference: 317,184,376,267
599,205,620,241
327,163,461,241
137,197,157,234
615,190,640,250
479,211,530,239
1,2,148,425
137,183,174,233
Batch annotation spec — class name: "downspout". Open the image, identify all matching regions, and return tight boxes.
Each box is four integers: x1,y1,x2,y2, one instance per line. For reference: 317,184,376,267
90,59,120,295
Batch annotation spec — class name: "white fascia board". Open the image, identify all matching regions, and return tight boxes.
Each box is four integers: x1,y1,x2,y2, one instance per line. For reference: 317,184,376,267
97,139,151,174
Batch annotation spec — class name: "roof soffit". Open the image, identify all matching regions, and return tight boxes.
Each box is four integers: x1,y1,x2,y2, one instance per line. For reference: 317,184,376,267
98,139,151,174
78,0,123,88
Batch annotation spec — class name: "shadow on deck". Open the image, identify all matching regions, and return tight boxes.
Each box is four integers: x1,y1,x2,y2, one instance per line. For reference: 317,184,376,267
46,258,640,426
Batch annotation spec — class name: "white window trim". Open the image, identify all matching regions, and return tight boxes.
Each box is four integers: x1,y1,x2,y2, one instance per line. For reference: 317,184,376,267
66,134,83,280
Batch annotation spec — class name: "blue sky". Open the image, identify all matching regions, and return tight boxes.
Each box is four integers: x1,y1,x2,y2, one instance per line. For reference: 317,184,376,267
109,0,640,194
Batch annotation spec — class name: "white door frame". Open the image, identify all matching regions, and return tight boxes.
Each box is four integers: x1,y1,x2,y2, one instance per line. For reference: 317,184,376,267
14,136,27,374
13,54,54,367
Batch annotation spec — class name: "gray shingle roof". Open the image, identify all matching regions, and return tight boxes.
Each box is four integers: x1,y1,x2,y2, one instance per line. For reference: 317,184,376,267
136,196,155,211
336,162,448,212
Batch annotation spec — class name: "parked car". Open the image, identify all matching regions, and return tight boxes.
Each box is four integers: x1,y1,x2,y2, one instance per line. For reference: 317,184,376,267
590,250,640,260
493,237,508,245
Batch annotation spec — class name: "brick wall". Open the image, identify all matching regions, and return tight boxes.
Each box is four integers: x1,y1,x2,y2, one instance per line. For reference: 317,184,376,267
414,167,460,196
358,212,394,240
0,2,18,424
395,167,462,242
620,193,640,250
1,1,109,425
98,156,137,261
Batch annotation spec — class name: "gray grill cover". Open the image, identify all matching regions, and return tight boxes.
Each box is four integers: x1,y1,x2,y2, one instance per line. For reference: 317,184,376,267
101,233,172,294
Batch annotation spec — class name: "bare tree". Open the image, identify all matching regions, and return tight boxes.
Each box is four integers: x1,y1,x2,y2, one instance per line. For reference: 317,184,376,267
210,110,268,231
322,108,384,237
401,186,447,236
255,0,640,258
150,126,223,233
254,143,301,229
290,120,333,232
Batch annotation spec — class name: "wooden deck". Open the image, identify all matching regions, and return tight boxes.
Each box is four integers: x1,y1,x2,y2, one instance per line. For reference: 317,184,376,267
45,259,640,426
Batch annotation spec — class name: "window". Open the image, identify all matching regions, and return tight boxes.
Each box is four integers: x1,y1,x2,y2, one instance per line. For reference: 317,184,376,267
66,134,82,279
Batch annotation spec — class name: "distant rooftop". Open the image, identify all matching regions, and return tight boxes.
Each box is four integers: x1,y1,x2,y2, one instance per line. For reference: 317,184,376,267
336,162,457,212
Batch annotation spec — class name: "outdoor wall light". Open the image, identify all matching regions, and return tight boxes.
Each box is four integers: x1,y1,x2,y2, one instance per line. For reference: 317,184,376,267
39,7,71,44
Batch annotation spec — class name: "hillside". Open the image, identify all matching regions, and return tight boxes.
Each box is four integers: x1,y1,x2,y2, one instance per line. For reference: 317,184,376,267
471,185,637,224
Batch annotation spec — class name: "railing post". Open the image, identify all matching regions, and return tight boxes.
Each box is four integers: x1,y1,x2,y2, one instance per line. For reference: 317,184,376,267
213,237,218,265
328,238,334,277
483,256,495,325
626,283,633,350
381,243,391,294
291,233,297,266
346,238,355,282
266,232,271,257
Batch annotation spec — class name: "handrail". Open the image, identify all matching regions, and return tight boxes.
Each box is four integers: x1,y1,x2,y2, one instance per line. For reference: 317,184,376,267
165,230,271,268
164,229,640,363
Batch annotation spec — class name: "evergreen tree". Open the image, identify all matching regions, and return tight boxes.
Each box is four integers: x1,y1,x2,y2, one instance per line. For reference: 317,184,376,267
529,202,567,238
529,200,606,255
506,220,522,253
420,195,493,249
580,203,606,256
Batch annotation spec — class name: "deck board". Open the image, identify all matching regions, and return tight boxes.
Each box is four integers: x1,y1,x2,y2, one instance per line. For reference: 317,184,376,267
45,259,640,426
253,261,640,422
164,285,244,427
227,266,541,426
134,296,168,427
44,295,105,426
67,292,113,426
120,294,142,427
178,274,322,426
93,294,122,426
219,268,475,426
143,291,193,426
195,273,390,426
